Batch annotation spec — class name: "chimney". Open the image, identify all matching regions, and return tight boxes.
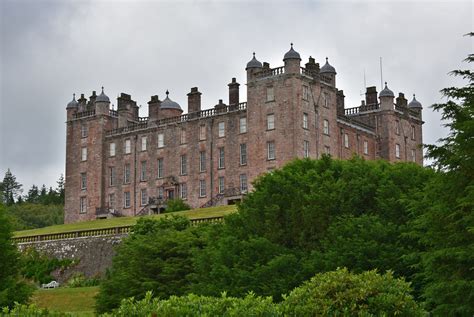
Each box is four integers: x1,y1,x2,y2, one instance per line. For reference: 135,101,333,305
396,93,407,108
365,86,378,106
228,78,240,106
214,99,227,113
148,95,160,121
187,87,201,113
336,90,345,116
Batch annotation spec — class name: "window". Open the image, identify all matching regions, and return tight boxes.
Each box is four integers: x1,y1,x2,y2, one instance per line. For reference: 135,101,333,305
157,158,164,179
344,133,349,148
395,121,400,135
411,149,416,162
125,139,131,154
324,145,331,155
267,114,275,130
108,193,115,209
81,124,88,138
266,86,274,102
157,187,164,199
218,147,225,169
303,113,308,129
179,183,187,200
124,191,131,208
140,161,147,181
199,151,206,172
323,119,329,135
140,188,148,206
363,140,368,155
109,143,116,157
80,173,87,189
302,85,309,100
218,176,225,194
180,129,186,144
199,125,206,140
81,147,87,161
411,125,415,140
395,144,401,158
180,154,187,175
304,140,309,158
124,163,131,183
240,117,247,133
240,174,248,193
218,122,225,137
323,93,329,108
109,167,115,186
157,133,164,148
199,179,206,197
141,136,147,151
79,197,87,213
240,144,247,165
267,141,275,160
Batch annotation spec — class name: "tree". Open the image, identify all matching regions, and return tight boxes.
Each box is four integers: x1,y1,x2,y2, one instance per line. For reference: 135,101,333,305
25,185,39,204
56,174,65,205
1,169,22,205
408,45,474,315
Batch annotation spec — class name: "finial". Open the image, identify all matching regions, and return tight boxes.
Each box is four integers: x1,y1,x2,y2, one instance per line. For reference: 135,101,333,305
384,82,388,87
413,94,416,98
166,90,169,97
253,52,256,58
326,57,328,62
101,86,104,93
73,93,76,100
291,43,293,48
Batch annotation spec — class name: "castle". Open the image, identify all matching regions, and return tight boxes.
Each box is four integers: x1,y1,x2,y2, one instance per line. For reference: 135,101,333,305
64,44,423,223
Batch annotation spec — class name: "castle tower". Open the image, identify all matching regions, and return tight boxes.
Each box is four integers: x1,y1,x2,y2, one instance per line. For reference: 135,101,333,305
159,90,183,119
245,53,262,82
319,57,336,86
283,43,301,74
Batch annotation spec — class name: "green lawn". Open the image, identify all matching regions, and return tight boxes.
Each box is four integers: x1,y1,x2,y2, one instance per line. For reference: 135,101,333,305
31,286,99,316
14,205,237,238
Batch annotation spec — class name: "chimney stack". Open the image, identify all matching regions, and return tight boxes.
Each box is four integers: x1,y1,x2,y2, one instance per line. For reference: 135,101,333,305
228,78,240,106
187,87,201,113
365,86,378,106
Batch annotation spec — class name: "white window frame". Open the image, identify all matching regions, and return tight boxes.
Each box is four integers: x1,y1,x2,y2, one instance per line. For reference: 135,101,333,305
124,191,131,208
266,86,274,102
81,124,88,138
80,172,87,190
267,114,275,130
323,119,329,135
303,113,308,129
158,187,164,199
304,140,309,158
180,129,186,144
267,141,275,160
411,149,416,162
199,180,206,197
240,174,248,193
141,136,147,151
240,117,247,133
218,176,225,194
218,147,225,169
125,139,131,154
411,125,415,140
180,154,187,175
140,188,148,206
124,163,131,184
344,133,349,148
240,143,247,165
324,146,330,155
363,140,369,155
179,183,187,200
140,161,147,181
79,197,87,213
199,151,206,172
109,167,115,186
395,144,401,158
302,85,309,101
108,193,115,209
81,147,87,161
218,122,225,137
395,121,400,135
157,133,164,148
109,143,116,157
199,125,206,140
323,93,329,108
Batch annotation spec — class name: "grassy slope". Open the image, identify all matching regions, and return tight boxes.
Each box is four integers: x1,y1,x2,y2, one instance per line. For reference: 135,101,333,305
14,205,237,238
31,286,99,316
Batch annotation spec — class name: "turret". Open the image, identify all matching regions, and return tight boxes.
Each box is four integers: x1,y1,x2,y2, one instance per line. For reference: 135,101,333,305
320,57,337,86
283,43,301,74
246,52,262,82
95,87,110,115
159,90,183,119
408,94,423,119
66,94,78,120
379,82,395,111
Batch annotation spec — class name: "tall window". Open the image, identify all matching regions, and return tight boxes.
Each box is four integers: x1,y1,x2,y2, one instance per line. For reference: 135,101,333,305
179,183,187,200
81,147,87,161
140,188,148,206
323,119,329,135
302,85,309,100
344,133,349,148
240,117,247,133
411,125,415,140
218,176,225,194
124,191,131,208
240,144,247,165
180,129,186,144
303,113,308,129
79,197,87,213
124,163,131,183
81,124,88,138
140,161,147,181
266,86,274,101
323,93,329,108
395,121,400,135
199,125,206,140
199,180,206,197
324,145,331,155
158,133,164,148
157,158,164,179
304,140,309,158
108,193,115,209
240,174,248,193
411,149,416,162
141,136,147,151
125,139,131,154
217,147,224,169
180,154,187,175
363,140,368,155
199,151,206,172
109,167,115,186
109,143,116,157
218,122,225,137
395,144,401,158
267,141,275,160
157,187,164,199
80,173,87,189
267,114,275,130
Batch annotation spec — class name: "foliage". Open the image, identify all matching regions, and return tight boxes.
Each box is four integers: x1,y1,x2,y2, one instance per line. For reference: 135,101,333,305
1,303,61,316
165,198,191,212
282,268,425,316
95,216,204,313
21,248,73,285
6,203,64,231
66,273,100,288
408,47,474,315
0,205,33,309
1,169,22,205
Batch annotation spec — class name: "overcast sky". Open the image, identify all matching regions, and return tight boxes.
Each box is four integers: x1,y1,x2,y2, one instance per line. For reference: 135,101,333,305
0,0,472,192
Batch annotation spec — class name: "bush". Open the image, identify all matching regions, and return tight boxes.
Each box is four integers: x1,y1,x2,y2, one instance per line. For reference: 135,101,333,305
66,273,100,288
165,199,191,212
21,248,73,285
281,268,425,316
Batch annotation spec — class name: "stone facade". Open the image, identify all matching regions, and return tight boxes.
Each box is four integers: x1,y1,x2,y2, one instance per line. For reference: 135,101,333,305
65,46,424,224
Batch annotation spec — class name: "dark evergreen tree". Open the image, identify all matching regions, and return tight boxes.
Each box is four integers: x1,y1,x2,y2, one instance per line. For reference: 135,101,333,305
56,174,65,204
25,185,40,204
1,169,22,205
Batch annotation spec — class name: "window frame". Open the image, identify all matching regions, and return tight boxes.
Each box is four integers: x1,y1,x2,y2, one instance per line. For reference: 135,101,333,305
218,176,225,194
240,174,248,193
157,133,165,148
323,119,329,135
124,139,131,154
267,113,275,130
124,191,131,208
80,172,87,190
266,86,275,102
180,154,187,175
199,179,206,197
81,147,87,161
240,143,247,166
303,113,308,129
218,122,225,138
79,197,87,214
199,151,206,172
140,188,148,206
267,141,275,160
218,147,225,169
239,117,247,134
109,143,116,157
124,163,131,184
304,140,309,158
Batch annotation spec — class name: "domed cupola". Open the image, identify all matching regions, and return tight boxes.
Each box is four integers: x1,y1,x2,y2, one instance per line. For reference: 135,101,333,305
320,57,336,74
160,90,182,110
283,43,301,61
408,94,422,109
96,87,110,103
246,52,263,70
379,82,395,98
66,93,78,109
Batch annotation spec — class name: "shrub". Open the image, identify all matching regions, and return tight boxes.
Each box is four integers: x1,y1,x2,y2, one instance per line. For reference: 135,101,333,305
164,199,191,212
21,248,73,285
66,273,100,288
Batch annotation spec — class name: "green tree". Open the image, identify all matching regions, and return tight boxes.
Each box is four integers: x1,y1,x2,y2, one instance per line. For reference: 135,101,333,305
0,205,33,308
56,174,65,205
165,198,191,212
408,47,474,315
1,169,22,205
4,203,64,231
25,185,40,204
